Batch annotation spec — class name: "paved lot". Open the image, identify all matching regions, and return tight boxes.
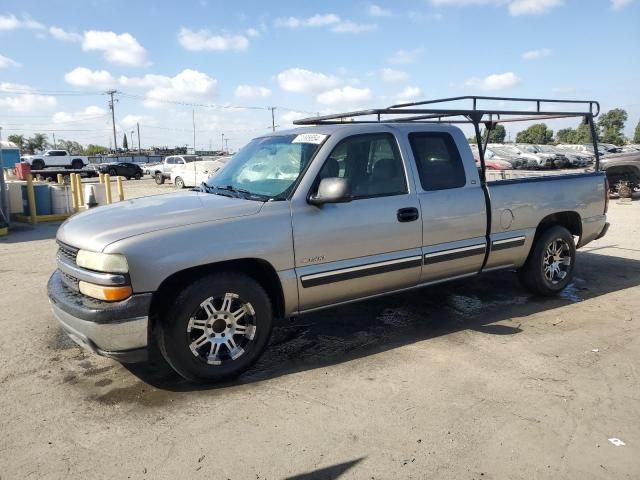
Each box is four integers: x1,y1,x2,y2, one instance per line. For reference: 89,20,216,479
0,183,639,479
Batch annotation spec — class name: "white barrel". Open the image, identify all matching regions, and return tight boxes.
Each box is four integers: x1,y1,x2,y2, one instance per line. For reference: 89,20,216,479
7,181,25,214
50,185,73,214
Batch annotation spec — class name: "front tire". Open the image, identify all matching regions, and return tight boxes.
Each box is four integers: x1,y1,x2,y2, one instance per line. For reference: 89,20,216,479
109,168,117,176
155,173,165,185
518,225,576,296
157,273,273,382
71,159,84,170
175,177,185,189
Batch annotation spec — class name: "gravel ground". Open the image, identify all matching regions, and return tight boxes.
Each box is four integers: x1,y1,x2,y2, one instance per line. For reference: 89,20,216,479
0,186,638,480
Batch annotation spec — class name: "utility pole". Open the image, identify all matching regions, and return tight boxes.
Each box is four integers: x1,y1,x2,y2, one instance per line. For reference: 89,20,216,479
269,107,276,132
52,132,57,149
225,138,229,153
137,122,141,153
107,90,118,152
192,110,196,154
0,126,9,228
221,133,224,152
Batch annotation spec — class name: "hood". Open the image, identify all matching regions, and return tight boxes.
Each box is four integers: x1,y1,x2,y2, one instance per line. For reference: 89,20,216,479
57,191,264,252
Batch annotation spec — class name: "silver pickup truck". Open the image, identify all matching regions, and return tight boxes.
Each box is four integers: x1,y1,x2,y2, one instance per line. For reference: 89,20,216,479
48,97,610,382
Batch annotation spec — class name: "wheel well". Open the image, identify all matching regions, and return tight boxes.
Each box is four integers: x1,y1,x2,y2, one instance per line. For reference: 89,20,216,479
148,258,285,333
535,211,582,241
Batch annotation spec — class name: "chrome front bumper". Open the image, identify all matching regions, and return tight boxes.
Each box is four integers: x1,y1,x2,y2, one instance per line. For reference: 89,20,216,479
48,271,151,363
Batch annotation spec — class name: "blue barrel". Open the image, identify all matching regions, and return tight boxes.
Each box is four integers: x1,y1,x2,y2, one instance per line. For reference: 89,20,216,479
21,184,52,216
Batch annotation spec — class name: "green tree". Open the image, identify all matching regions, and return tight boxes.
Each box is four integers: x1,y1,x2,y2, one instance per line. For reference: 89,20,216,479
556,128,576,144
122,133,129,150
598,108,627,145
483,124,506,143
57,139,83,154
632,119,640,144
7,134,25,151
515,123,554,144
573,122,596,144
25,133,49,153
84,144,109,155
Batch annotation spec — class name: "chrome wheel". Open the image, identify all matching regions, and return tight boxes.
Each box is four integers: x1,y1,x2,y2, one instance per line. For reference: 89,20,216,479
186,293,257,366
543,238,571,284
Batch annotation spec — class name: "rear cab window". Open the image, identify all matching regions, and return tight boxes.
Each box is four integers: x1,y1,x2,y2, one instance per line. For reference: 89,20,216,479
408,132,467,191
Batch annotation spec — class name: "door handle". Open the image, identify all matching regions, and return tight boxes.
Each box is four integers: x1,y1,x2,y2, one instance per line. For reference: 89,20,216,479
397,207,419,222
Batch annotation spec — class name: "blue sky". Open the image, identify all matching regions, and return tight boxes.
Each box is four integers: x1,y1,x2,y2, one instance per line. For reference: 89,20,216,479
1,0,639,150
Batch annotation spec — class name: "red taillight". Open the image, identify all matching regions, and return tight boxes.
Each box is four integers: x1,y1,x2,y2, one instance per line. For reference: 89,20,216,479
604,177,609,214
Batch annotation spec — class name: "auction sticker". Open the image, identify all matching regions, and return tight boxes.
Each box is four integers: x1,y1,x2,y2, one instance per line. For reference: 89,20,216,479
292,133,328,144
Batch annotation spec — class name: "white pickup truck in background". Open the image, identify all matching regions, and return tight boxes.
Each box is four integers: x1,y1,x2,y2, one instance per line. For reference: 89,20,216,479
21,150,88,170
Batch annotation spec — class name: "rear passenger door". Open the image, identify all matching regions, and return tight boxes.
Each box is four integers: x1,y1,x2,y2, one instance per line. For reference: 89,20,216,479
408,131,487,282
292,132,423,311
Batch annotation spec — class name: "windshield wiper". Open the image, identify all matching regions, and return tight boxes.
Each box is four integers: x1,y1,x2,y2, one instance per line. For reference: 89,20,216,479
215,185,271,201
199,184,236,198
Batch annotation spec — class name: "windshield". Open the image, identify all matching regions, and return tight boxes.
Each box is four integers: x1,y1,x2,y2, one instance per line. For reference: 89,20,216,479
205,134,325,198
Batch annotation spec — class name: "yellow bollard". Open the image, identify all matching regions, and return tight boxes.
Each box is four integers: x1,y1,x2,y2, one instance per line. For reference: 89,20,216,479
76,174,85,207
117,176,124,201
57,173,63,185
70,174,78,212
99,173,104,184
104,174,112,204
26,174,37,224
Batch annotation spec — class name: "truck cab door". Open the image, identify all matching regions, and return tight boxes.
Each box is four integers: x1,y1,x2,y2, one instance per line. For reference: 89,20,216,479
407,131,487,283
291,132,422,311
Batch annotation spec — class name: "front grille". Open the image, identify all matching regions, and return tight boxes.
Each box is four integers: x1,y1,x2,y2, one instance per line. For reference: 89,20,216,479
57,241,79,263
60,270,80,292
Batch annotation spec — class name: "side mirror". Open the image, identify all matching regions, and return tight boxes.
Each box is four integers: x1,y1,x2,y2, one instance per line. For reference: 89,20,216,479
308,177,352,206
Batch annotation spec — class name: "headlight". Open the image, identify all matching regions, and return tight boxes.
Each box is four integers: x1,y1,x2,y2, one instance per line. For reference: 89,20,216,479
76,250,129,273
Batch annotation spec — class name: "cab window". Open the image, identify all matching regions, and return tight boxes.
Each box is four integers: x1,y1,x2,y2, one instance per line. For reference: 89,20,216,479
318,133,407,199
409,132,466,191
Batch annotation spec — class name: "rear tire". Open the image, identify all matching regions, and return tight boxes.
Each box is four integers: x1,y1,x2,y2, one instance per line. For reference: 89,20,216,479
518,225,575,296
155,173,165,185
32,159,45,170
71,159,84,170
134,172,142,180
157,273,273,382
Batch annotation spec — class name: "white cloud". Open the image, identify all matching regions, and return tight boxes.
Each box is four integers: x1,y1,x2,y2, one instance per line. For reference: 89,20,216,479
275,13,375,33
0,14,44,31
121,114,156,129
118,73,172,88
464,72,522,90
331,21,377,33
274,14,340,28
144,69,218,108
64,67,117,89
234,85,272,98
0,82,56,113
396,86,422,101
277,68,341,94
281,110,311,125
430,0,563,15
52,106,106,124
389,49,420,64
522,48,551,60
382,68,408,82
368,5,392,16
610,0,635,9
317,86,372,105
82,30,148,66
49,26,82,42
508,0,563,15
0,54,20,68
178,28,249,51
246,28,260,37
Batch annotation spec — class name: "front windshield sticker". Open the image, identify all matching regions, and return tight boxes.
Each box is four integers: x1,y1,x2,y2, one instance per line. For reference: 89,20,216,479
291,133,327,145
